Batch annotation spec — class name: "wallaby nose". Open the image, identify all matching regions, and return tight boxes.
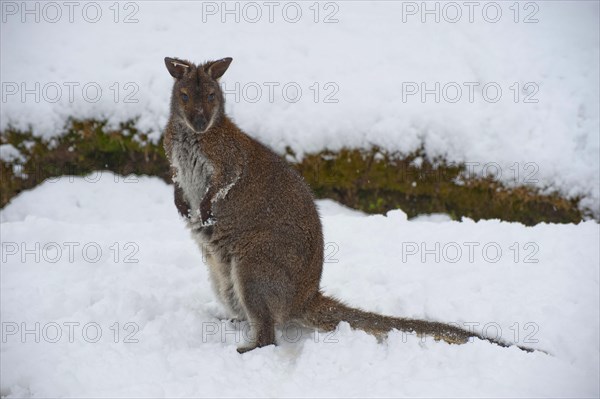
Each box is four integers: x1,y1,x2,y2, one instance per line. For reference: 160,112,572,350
192,116,207,132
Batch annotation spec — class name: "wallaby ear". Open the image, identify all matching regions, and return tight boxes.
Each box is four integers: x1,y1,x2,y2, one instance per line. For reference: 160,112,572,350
206,57,233,80
165,57,192,79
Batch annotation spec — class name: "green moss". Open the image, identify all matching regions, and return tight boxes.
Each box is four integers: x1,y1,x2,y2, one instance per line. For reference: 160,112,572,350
1,119,170,207
294,147,584,224
1,119,587,225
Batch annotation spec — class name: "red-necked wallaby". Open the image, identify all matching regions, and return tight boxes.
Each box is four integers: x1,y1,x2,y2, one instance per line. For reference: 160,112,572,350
163,56,537,354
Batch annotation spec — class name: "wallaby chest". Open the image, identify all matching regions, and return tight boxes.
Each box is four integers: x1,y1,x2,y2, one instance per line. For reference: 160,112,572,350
168,125,215,220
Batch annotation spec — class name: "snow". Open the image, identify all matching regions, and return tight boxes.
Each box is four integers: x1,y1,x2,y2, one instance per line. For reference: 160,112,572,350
0,144,24,163
1,174,598,397
1,1,599,214
212,176,239,202
409,213,453,223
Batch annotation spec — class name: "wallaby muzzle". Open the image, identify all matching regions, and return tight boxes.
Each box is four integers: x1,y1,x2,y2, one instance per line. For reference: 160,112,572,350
192,115,208,133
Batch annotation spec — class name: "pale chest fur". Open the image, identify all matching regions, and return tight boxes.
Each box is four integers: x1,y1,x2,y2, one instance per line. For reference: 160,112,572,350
168,132,214,224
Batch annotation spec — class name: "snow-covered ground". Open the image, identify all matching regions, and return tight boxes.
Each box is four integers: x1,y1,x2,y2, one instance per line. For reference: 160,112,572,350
1,1,599,214
1,174,598,397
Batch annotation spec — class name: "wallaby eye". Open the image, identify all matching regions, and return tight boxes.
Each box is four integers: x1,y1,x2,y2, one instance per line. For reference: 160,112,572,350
208,93,215,102
181,93,189,102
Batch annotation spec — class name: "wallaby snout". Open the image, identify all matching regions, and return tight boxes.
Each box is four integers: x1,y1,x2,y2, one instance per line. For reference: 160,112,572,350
191,113,208,133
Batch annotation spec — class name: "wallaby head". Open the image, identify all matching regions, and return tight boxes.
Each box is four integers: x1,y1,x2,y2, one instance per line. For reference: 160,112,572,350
164,57,233,134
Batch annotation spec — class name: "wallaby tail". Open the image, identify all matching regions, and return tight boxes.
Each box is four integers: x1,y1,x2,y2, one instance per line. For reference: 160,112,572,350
302,293,538,353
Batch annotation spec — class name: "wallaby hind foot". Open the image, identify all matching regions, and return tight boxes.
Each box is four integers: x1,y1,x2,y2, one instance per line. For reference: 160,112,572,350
236,322,276,354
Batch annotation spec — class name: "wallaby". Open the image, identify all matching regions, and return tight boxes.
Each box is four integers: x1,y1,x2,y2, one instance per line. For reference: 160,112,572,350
163,56,537,354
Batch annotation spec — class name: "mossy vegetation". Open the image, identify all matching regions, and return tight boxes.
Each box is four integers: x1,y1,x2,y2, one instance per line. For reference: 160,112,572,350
292,148,583,225
1,118,585,225
1,119,170,209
